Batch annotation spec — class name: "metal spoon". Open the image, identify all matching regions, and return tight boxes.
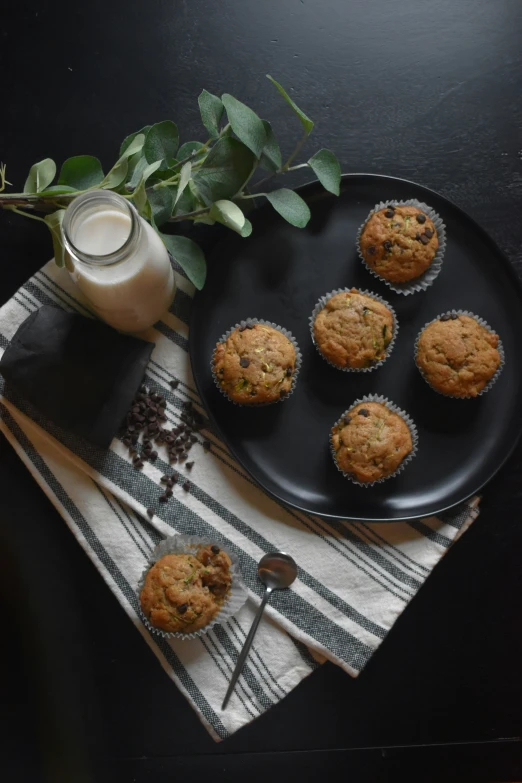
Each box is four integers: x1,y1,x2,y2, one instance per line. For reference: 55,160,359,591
221,552,298,710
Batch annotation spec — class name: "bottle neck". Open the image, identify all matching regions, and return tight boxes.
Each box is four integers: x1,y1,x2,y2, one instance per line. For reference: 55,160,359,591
62,190,141,267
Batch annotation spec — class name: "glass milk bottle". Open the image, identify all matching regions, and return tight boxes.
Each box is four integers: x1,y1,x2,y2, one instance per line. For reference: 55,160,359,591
62,190,175,332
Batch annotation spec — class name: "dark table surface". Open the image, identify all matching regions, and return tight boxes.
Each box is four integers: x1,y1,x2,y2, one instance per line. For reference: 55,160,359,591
1,1,522,781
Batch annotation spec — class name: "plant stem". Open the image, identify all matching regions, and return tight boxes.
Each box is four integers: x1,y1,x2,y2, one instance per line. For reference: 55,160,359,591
282,130,309,171
167,207,210,222
6,206,47,223
237,192,266,200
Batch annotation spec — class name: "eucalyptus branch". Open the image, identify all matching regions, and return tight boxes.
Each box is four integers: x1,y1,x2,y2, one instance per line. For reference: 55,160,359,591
167,207,210,222
0,163,12,193
282,131,309,171
6,206,47,223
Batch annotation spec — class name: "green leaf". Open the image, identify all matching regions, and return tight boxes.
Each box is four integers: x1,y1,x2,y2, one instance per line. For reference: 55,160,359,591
198,90,224,139
174,161,192,206
177,141,204,160
44,210,66,267
173,186,196,217
221,94,267,158
192,137,255,205
58,155,104,190
159,233,206,289
120,133,146,159
128,156,148,189
24,158,56,193
240,218,253,238
144,121,179,167
133,161,163,213
148,187,175,226
259,120,282,173
264,188,311,228
266,75,314,134
100,157,128,189
39,185,77,195
119,126,151,157
209,199,246,234
308,149,341,196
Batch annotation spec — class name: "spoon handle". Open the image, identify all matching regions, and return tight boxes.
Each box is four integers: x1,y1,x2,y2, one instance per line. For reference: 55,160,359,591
221,587,272,710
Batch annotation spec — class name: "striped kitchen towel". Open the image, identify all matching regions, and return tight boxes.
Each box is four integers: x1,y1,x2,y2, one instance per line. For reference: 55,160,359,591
0,260,480,741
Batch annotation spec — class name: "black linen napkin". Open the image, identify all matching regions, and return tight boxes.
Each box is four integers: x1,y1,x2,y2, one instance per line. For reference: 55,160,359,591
0,306,153,448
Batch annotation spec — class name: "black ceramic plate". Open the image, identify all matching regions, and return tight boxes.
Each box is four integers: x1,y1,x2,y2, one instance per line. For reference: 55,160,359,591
189,174,522,521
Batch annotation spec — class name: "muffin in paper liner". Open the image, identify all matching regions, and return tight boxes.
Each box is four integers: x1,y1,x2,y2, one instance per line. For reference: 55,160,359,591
414,310,505,399
309,287,399,372
137,535,248,641
356,199,447,295
211,318,302,406
329,394,418,487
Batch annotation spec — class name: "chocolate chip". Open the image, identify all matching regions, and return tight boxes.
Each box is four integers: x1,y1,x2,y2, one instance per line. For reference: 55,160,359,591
424,228,434,239
134,460,144,468
383,240,392,252
415,232,421,240
343,416,351,426
160,475,170,483
186,461,194,469
147,508,154,518
127,424,135,433
190,434,197,443
140,385,148,394
440,313,451,321
165,488,173,497
122,437,131,447
169,379,179,389
159,493,168,502
211,545,220,554
240,357,250,368
182,481,190,491
178,604,188,614
419,234,430,245
131,434,138,445
416,213,426,224
286,367,292,377
385,208,395,218
239,325,247,332
450,313,459,320
358,408,370,417
367,245,376,255
149,451,158,461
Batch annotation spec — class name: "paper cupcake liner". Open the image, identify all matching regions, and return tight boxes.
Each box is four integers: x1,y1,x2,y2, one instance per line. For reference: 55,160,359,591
414,310,505,399
211,319,302,406
137,535,248,641
329,394,419,487
356,199,447,296
309,287,399,372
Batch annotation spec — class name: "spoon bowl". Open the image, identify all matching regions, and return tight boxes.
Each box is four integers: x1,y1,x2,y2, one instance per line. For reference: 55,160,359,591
258,552,298,590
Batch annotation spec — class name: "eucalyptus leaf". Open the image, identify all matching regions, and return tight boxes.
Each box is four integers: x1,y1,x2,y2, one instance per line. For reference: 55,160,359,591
133,161,163,212
24,158,56,193
266,75,314,134
221,94,266,158
39,185,77,195
177,141,204,161
264,188,311,228
173,186,196,217
58,155,104,190
120,126,151,157
100,157,128,189
198,90,224,139
44,210,66,267
209,199,245,234
159,233,206,289
148,187,175,226
144,121,179,167
128,156,148,189
192,137,255,205
308,149,341,196
120,133,146,159
174,161,192,206
259,120,282,172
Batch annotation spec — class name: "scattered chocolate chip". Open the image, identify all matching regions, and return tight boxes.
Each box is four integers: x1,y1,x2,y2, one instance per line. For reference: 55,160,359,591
186,461,194,469
383,240,392,252
416,213,426,224
127,424,135,433
440,313,451,321
420,234,430,245
286,367,292,377
178,604,188,614
122,437,131,447
415,232,421,240
358,408,370,417
131,434,138,445
211,545,220,554
280,388,287,397
159,493,168,502
165,488,173,497
182,481,190,491
147,508,154,518
134,460,144,469
190,434,197,443
239,357,250,368
169,379,179,389
385,208,395,218
140,385,148,394
424,227,434,239
450,313,459,320
367,245,376,255
160,475,170,483
343,416,351,426
149,450,158,461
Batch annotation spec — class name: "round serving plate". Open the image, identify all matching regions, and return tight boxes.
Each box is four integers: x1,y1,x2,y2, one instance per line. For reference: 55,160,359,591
189,174,522,521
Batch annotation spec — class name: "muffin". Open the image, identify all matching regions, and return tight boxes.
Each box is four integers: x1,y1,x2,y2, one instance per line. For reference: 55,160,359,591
331,401,414,484
139,544,232,634
213,321,297,404
360,204,438,283
415,313,501,398
312,288,395,370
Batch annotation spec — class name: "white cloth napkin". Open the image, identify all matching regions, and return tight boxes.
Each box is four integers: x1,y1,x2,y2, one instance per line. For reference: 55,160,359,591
0,261,479,741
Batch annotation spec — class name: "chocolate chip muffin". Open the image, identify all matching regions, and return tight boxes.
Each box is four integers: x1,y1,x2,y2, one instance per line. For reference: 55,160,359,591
140,545,232,634
312,288,395,369
360,204,438,283
213,321,297,405
415,313,501,398
331,401,414,484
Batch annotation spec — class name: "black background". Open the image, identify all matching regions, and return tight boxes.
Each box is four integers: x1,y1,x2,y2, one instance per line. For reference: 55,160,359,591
1,1,522,781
